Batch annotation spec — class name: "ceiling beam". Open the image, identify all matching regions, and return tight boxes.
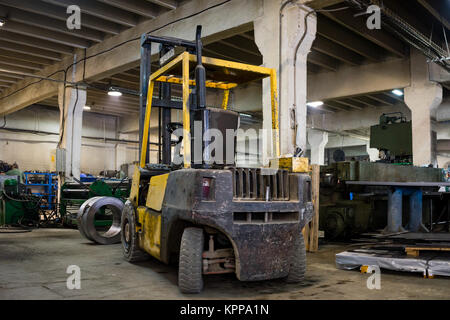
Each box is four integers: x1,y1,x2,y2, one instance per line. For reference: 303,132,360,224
308,50,340,71
0,5,105,42
0,75,19,83
350,96,384,107
0,49,54,66
1,20,91,48
0,72,24,80
146,0,178,10
0,30,73,55
416,0,450,30
312,35,364,65
0,0,123,35
217,39,262,57
382,91,404,103
348,96,378,108
0,40,62,61
203,48,248,64
206,42,261,65
308,58,411,101
0,57,43,71
0,0,264,115
321,7,406,57
302,0,345,10
323,100,351,111
317,14,385,61
42,0,139,28
97,0,161,19
334,98,364,110
0,63,38,75
367,93,395,105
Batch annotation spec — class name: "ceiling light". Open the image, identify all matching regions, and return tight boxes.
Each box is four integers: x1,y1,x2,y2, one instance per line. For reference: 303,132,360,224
0,18,6,27
392,89,404,96
83,106,91,111
307,101,324,108
108,87,122,97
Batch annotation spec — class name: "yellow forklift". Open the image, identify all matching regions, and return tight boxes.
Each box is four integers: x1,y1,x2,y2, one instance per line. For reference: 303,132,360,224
121,26,313,293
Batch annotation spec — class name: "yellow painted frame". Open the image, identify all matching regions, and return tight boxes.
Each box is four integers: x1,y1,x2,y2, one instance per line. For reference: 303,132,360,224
139,52,280,169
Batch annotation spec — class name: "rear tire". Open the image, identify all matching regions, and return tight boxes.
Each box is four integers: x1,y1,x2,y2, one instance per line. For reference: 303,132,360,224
286,233,307,283
121,201,149,262
178,227,204,294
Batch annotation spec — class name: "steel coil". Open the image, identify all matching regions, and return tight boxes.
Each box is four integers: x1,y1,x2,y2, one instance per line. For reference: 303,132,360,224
77,196,123,245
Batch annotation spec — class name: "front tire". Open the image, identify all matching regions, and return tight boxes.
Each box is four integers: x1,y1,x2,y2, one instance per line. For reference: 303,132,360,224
121,201,149,262
178,227,204,294
286,233,307,283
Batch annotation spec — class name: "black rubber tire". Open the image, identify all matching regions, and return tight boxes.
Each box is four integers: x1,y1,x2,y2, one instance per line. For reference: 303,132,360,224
121,201,149,262
178,227,204,294
286,233,307,283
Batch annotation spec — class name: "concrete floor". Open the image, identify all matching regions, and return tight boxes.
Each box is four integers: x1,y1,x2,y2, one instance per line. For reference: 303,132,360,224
0,228,449,300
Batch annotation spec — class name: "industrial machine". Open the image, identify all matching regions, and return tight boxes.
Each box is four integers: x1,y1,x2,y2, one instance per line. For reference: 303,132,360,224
370,112,412,164
0,176,40,227
60,179,130,227
319,161,446,239
23,172,58,210
121,26,313,293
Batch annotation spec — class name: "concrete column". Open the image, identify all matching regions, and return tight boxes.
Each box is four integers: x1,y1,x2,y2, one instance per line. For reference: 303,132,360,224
308,129,328,165
385,189,405,233
254,0,316,162
58,84,87,180
404,48,443,167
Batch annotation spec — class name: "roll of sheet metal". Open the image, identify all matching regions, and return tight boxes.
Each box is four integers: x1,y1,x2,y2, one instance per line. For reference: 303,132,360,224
77,196,123,245
77,196,101,242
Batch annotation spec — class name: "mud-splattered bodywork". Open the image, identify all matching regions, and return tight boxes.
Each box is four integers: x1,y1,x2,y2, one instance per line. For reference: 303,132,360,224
159,169,313,281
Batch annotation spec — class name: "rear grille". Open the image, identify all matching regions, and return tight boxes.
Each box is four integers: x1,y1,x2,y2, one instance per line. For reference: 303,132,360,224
230,168,290,201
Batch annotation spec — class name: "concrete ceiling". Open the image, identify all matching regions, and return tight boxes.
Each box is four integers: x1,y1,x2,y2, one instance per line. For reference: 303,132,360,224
0,0,181,94
0,0,448,117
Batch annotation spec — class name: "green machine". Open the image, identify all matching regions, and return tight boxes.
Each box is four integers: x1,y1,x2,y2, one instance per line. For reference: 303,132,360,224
0,177,41,227
60,179,130,226
319,162,444,239
370,112,412,164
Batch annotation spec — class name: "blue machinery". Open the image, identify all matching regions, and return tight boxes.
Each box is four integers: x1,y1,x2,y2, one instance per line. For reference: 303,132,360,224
347,181,450,234
23,172,58,210
387,188,424,233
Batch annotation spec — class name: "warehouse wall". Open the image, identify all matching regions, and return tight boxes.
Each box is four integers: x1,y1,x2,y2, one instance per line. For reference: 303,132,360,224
0,105,122,174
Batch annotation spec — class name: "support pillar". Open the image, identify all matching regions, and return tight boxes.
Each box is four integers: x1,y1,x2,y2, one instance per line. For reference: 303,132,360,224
254,0,316,163
308,129,328,165
404,48,443,167
386,189,405,233
58,84,87,180
385,187,428,234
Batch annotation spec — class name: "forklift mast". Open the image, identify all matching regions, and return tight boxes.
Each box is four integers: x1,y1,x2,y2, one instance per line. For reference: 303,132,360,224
139,26,206,165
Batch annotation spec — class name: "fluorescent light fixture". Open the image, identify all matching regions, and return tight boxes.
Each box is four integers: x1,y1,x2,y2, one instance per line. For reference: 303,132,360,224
0,18,6,27
83,106,91,111
240,113,252,118
307,101,324,108
108,87,122,97
392,89,403,96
